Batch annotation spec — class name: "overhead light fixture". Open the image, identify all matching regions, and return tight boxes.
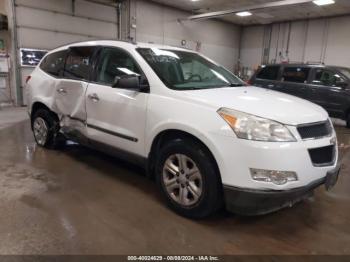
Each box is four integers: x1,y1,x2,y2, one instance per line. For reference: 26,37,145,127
236,11,252,17
313,0,335,6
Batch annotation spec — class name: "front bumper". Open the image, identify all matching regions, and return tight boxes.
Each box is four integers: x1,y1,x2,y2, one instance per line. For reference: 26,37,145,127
223,164,341,216
210,130,338,190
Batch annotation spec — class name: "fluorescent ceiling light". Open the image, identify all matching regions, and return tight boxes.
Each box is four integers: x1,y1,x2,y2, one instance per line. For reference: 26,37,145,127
313,0,335,6
236,11,252,17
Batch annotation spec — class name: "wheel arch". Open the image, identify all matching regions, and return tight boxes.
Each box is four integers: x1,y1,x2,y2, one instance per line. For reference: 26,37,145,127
147,129,221,182
31,102,59,128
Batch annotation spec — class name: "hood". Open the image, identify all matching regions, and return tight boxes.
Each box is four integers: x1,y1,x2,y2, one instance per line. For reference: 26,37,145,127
181,86,328,125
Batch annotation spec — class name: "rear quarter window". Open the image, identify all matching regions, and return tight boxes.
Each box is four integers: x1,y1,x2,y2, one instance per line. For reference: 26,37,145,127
256,66,280,80
39,50,67,77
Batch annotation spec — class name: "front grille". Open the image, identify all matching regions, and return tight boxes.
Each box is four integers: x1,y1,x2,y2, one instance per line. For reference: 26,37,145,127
308,145,335,166
297,121,332,140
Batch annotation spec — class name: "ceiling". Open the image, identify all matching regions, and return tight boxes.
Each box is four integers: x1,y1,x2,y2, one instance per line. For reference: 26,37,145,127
149,0,350,25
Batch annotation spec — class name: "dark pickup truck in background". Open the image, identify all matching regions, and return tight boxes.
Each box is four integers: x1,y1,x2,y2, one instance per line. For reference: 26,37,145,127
249,64,350,128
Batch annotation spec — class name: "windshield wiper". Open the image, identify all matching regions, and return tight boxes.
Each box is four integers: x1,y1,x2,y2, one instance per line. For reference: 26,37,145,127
229,83,244,87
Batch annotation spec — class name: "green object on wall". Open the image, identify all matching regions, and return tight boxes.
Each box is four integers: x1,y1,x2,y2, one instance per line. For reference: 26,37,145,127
0,40,4,50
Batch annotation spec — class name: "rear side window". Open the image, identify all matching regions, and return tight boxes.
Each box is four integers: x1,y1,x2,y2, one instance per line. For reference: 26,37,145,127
40,50,67,77
282,67,310,83
64,46,96,81
256,66,280,80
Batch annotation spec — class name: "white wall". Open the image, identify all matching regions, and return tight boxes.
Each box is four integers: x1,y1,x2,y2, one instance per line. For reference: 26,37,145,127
13,0,120,105
240,15,350,70
239,25,264,69
0,0,5,15
131,0,240,71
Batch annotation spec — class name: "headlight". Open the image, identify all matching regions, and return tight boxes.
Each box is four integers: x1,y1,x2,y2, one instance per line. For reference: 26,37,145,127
217,108,296,142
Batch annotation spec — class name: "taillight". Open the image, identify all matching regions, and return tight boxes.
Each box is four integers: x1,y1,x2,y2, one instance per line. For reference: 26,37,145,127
25,76,31,84
246,79,252,85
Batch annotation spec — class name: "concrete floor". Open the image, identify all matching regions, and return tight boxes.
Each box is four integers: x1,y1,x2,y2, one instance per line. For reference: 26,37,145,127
0,115,349,255
0,106,28,130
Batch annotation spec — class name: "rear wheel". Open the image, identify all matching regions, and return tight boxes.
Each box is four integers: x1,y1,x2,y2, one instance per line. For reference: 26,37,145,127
156,138,222,218
32,109,63,148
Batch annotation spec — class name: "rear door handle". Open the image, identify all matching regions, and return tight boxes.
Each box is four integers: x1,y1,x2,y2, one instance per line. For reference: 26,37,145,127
267,84,275,88
88,93,100,102
57,88,67,94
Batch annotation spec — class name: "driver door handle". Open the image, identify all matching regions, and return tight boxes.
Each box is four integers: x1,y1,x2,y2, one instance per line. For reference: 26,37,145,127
88,93,100,102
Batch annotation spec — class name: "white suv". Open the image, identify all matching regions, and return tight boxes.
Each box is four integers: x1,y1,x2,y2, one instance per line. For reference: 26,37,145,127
27,40,340,218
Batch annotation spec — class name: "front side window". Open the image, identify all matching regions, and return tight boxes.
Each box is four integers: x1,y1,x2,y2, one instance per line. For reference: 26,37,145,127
282,67,310,83
40,50,67,77
312,69,345,87
137,48,244,90
96,48,142,86
256,66,280,80
64,46,96,81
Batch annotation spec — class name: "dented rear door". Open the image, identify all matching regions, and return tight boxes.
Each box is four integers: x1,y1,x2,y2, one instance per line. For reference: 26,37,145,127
53,46,97,129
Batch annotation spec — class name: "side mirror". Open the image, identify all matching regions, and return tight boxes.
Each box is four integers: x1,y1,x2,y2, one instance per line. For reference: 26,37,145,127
336,81,348,89
112,75,150,92
113,75,140,89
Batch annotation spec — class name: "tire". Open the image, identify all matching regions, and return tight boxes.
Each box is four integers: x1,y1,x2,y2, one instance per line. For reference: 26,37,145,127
156,138,222,219
31,109,63,149
347,113,350,128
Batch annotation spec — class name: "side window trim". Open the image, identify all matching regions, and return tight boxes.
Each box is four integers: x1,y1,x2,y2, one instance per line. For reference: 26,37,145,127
306,67,314,84
310,68,323,86
90,46,104,83
59,50,69,78
277,65,283,81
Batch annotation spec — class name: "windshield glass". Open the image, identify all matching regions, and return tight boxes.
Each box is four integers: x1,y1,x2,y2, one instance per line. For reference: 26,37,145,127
137,48,245,90
339,68,350,79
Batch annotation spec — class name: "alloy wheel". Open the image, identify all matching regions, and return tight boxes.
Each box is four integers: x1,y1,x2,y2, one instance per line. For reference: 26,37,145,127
33,117,48,146
162,154,203,206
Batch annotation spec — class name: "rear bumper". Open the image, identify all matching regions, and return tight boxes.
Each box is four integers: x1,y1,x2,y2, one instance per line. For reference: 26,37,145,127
223,164,341,216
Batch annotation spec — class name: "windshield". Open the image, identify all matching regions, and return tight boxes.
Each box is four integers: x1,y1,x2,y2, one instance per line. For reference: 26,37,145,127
339,68,350,80
137,48,245,90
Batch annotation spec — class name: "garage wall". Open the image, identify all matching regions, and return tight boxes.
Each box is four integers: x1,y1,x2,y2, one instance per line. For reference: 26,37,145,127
0,1,5,15
12,0,120,105
0,1,12,105
240,15,350,70
0,30,11,105
9,0,240,105
130,0,241,71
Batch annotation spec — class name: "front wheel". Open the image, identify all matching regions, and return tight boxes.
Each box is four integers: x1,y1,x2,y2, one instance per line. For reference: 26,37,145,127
156,138,222,218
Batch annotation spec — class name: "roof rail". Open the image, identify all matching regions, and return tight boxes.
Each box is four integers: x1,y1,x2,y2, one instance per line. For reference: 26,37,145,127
306,61,325,65
284,61,325,65
52,38,137,51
